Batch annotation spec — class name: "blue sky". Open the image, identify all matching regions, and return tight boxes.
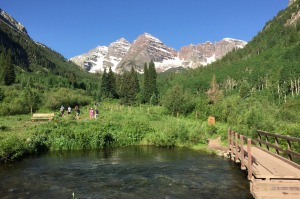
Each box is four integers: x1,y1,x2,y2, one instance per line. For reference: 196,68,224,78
1,0,288,59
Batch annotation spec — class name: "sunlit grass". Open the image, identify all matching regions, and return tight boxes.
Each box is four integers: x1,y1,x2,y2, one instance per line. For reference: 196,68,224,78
0,102,229,162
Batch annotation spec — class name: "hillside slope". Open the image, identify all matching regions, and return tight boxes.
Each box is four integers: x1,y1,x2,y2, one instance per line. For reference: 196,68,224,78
159,1,300,100
0,9,99,115
155,1,300,137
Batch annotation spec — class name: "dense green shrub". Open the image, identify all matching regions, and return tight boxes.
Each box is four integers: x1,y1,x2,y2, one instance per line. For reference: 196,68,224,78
162,85,195,116
0,135,26,162
0,86,26,115
44,88,93,110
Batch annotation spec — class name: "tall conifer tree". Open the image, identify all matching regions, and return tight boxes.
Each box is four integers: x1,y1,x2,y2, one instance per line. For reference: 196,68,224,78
3,50,15,86
119,67,140,105
0,51,5,84
0,87,4,102
100,68,110,98
143,63,150,103
132,66,140,94
143,61,158,103
148,60,158,96
108,67,117,98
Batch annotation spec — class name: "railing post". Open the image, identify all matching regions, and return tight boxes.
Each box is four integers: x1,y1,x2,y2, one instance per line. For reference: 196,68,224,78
274,137,280,155
228,129,231,152
241,135,245,170
287,139,293,161
231,131,235,161
235,132,238,162
257,131,262,147
265,134,270,151
247,138,253,180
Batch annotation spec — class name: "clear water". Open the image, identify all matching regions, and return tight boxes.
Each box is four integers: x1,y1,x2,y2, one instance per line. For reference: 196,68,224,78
0,146,253,199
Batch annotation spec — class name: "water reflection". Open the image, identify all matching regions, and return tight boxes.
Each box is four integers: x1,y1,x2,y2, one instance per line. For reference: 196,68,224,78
0,146,253,199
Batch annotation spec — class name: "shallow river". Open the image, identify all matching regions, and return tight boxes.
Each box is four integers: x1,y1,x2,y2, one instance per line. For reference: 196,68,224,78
0,146,253,199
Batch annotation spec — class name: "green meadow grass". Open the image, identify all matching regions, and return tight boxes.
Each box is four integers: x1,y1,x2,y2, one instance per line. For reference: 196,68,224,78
0,103,229,162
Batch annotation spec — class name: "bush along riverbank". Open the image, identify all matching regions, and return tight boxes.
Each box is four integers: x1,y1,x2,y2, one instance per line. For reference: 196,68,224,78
0,103,229,163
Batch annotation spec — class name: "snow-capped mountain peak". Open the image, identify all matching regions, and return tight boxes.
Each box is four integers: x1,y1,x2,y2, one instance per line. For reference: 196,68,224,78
115,32,178,73
70,33,247,73
71,38,131,73
143,32,162,43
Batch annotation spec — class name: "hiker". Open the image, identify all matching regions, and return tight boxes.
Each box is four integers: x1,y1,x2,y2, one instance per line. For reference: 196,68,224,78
75,106,80,119
67,106,71,116
60,105,65,117
89,108,94,119
94,108,99,119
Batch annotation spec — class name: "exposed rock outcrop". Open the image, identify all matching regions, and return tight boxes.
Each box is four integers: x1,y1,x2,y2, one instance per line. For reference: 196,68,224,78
71,33,247,73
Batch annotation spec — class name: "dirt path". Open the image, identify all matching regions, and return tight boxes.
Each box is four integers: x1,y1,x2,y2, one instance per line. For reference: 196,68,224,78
207,137,227,154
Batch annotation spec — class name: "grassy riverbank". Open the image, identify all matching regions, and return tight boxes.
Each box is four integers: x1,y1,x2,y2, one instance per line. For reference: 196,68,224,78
0,103,229,162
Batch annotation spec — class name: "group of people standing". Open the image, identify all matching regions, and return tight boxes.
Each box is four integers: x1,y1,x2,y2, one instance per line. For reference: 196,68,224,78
89,107,99,119
60,105,99,120
60,105,81,119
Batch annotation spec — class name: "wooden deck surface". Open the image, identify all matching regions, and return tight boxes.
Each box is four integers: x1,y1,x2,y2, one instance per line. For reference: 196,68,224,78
249,146,300,179
250,179,300,199
242,146,300,198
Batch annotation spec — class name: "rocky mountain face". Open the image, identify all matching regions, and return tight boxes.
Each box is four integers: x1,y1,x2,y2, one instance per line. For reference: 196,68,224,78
215,38,247,59
71,33,247,74
116,33,179,73
289,0,296,6
178,42,214,68
0,8,28,36
71,38,131,72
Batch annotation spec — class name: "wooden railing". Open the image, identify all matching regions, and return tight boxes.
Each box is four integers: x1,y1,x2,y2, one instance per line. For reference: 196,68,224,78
256,130,300,162
227,129,257,180
227,129,300,180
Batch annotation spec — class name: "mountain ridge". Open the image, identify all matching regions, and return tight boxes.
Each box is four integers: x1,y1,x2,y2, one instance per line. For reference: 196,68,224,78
70,33,247,74
0,8,28,36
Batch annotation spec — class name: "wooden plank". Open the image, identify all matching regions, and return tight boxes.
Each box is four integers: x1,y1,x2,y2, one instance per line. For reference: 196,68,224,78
31,113,55,121
32,113,55,117
250,147,300,179
227,130,300,199
251,179,300,199
256,146,300,170
241,146,300,179
244,150,258,164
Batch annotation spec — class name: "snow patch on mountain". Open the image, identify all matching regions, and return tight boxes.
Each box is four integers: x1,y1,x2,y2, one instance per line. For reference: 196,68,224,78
70,38,131,73
70,33,247,73
154,57,182,73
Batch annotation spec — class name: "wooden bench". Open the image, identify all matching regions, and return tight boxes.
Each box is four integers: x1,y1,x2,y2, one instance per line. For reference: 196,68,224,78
31,113,55,121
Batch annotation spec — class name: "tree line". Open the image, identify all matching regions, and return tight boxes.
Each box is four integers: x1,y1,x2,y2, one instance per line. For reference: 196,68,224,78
100,61,158,106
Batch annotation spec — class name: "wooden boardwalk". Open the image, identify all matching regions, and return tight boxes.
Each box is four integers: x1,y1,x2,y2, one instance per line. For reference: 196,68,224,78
227,130,300,199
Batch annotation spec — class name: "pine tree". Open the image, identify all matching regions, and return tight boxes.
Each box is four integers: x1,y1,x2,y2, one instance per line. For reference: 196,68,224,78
143,61,158,103
0,51,5,84
108,67,117,98
0,87,4,102
148,60,158,97
143,63,149,103
3,50,15,86
69,71,77,89
132,66,140,94
119,72,131,104
100,68,110,99
119,67,140,105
